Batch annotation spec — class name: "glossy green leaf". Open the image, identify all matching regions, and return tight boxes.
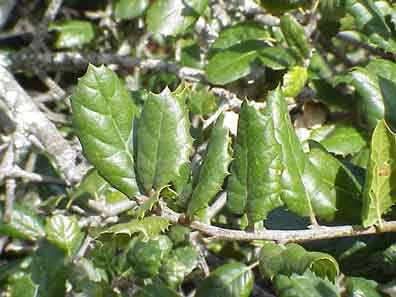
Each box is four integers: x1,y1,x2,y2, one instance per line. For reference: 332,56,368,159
135,192,159,219
348,59,396,130
206,40,295,85
346,0,391,37
0,204,45,241
319,0,346,22
160,246,198,287
280,14,311,60
283,66,308,97
50,20,94,49
129,236,173,278
362,120,396,227
310,123,367,157
206,40,266,85
210,22,272,52
258,47,296,70
259,0,310,15
134,284,181,297
70,258,108,285
30,243,68,297
188,86,219,117
196,262,254,297
378,76,396,132
71,64,139,198
136,87,192,193
259,242,339,281
146,0,208,37
227,101,283,222
187,114,231,217
45,215,84,258
115,0,149,20
275,271,340,297
308,141,362,223
180,39,202,68
69,259,111,297
10,275,38,297
102,216,170,238
346,277,382,297
268,87,337,221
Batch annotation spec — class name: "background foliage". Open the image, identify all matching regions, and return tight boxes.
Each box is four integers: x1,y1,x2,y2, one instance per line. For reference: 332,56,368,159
1,0,396,296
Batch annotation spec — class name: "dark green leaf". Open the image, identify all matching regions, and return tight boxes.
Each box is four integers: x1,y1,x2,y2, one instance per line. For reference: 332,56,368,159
259,0,310,15
187,114,231,217
101,216,170,238
146,0,208,37
319,0,346,22
259,242,339,281
180,39,202,68
280,14,311,60
10,275,38,297
188,86,219,117
275,271,340,297
160,246,198,287
308,141,362,223
210,22,271,52
50,20,94,49
346,0,391,37
362,120,396,227
378,76,396,132
134,284,181,297
115,0,149,20
130,235,173,278
196,262,254,297
348,59,396,130
136,87,192,193
268,87,336,222
71,64,139,198
227,101,283,222
0,204,45,241
45,214,84,258
30,243,68,297
346,277,382,297
258,47,296,70
205,40,266,85
310,122,367,157
206,41,294,85
70,258,107,285
135,192,160,219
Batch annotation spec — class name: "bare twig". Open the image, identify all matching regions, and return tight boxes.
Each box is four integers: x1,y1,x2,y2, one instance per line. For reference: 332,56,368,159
6,51,206,82
0,65,85,184
157,204,396,243
73,235,92,261
207,192,227,220
88,199,137,217
337,31,394,59
4,178,16,223
9,166,66,184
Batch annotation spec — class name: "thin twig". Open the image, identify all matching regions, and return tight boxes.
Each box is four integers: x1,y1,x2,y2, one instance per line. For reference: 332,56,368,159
88,199,137,217
73,235,92,261
9,166,66,184
0,65,86,184
337,31,394,59
157,204,396,243
6,51,206,82
207,192,227,220
4,178,16,223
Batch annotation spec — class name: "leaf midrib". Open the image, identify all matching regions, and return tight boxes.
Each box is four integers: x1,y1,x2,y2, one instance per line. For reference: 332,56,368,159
92,71,135,178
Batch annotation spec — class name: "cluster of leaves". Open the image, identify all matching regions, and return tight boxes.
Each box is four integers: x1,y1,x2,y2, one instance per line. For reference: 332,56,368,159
1,0,396,296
